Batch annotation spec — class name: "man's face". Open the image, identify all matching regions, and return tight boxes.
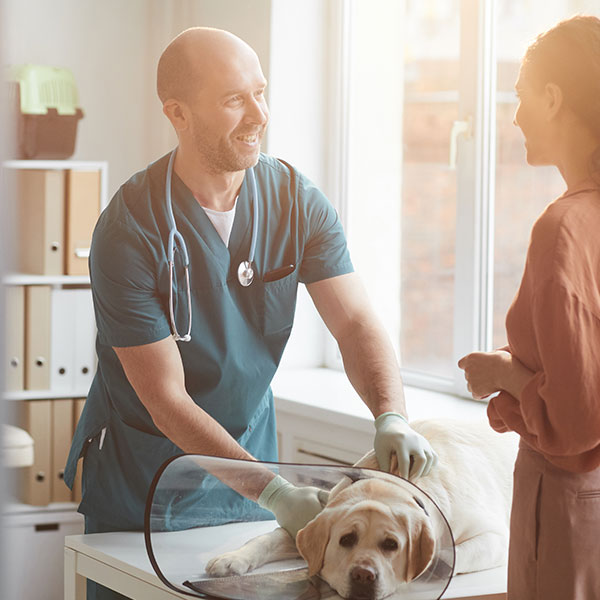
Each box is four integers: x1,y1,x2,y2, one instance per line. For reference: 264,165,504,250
187,51,269,174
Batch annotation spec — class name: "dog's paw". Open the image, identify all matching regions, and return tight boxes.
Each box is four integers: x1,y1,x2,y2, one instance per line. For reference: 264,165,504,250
205,552,255,577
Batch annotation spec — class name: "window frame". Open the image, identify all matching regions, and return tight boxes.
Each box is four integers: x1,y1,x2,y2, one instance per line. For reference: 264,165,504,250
327,0,501,399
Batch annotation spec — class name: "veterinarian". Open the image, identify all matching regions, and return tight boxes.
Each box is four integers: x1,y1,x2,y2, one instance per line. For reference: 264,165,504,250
64,27,437,600
458,15,600,600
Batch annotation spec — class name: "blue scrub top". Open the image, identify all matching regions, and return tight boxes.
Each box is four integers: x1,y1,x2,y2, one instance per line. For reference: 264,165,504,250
64,152,353,529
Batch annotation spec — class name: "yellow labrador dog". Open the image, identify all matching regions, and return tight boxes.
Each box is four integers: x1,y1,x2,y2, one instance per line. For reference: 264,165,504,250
206,419,518,599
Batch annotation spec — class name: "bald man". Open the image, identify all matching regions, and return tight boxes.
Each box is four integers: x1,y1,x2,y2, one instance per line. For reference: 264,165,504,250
64,28,436,600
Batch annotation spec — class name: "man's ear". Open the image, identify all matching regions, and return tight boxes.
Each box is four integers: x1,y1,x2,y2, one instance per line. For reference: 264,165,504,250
162,99,190,132
296,509,334,576
544,82,563,121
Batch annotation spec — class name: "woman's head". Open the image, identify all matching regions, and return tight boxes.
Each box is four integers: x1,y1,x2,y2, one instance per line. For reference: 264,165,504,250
514,15,600,179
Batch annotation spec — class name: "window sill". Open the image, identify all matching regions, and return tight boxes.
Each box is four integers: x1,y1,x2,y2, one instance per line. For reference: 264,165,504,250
272,366,488,432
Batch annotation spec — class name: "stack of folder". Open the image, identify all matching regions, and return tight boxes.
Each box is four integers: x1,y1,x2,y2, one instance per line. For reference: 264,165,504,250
4,286,96,394
17,168,101,276
15,398,85,505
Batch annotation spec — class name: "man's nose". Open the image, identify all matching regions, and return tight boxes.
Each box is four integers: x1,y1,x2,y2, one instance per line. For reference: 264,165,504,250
246,97,269,125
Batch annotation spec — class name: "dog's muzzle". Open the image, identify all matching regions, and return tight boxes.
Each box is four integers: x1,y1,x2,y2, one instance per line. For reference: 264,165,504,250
348,565,378,600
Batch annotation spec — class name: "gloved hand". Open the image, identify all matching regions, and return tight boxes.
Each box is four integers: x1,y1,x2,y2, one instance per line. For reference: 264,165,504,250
374,412,438,480
258,475,329,538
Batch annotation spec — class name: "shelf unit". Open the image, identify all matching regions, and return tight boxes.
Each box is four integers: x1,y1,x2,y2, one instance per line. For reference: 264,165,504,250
3,159,109,600
2,159,108,402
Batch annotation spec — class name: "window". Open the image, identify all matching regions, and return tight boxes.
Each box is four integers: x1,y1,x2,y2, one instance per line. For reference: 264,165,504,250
333,0,599,396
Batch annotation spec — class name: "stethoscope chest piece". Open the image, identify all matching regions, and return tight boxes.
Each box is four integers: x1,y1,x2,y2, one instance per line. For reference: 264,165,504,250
238,260,255,287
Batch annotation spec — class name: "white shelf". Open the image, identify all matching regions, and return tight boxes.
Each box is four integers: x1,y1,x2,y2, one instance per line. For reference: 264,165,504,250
3,500,79,516
3,389,88,401
3,158,110,210
3,159,108,171
3,273,90,285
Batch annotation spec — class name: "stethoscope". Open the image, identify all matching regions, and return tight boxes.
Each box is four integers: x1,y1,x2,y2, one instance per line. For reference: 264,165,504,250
165,148,259,342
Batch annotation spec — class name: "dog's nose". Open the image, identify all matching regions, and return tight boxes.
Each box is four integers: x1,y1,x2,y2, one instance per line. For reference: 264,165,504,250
350,565,377,584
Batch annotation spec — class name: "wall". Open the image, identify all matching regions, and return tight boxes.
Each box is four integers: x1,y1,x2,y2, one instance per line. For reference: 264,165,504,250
268,1,336,368
2,0,334,367
2,0,273,197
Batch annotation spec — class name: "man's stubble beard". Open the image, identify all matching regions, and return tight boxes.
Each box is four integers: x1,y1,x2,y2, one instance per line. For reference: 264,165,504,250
191,116,264,174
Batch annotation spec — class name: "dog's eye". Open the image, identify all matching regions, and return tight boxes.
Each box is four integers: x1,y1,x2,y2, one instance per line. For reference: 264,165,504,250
339,532,357,548
380,538,399,552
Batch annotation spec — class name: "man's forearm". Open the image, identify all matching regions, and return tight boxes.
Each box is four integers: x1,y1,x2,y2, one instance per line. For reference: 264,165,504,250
153,394,273,502
336,316,406,418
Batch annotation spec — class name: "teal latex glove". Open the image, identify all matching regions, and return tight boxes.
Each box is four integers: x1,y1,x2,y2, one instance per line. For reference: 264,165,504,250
258,475,329,538
374,412,438,480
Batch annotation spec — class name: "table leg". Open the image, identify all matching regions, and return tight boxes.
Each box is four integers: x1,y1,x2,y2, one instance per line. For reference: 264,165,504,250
64,547,87,600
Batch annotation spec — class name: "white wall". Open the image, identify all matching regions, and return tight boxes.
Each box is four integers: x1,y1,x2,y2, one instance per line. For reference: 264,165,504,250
344,0,404,360
1,0,334,367
268,1,337,368
3,0,159,195
2,0,272,197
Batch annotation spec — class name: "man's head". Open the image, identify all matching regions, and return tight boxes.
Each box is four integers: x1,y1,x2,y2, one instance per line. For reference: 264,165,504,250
157,27,269,174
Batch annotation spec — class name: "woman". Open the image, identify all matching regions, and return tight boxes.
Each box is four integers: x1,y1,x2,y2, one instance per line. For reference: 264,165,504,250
458,15,600,600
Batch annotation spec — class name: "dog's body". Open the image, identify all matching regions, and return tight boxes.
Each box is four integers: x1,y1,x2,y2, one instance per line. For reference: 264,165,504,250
206,419,518,599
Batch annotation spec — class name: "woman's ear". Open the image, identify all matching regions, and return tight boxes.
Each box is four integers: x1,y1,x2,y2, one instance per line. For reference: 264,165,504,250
544,82,563,121
163,99,190,133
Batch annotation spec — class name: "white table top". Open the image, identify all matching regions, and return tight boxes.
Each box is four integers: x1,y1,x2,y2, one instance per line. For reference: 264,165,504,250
65,520,506,599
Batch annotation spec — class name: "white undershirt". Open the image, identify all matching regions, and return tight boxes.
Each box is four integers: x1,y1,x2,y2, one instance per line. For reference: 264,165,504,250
201,197,238,247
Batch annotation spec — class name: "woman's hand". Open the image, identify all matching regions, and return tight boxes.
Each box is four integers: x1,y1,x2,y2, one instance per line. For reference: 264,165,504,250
457,350,512,400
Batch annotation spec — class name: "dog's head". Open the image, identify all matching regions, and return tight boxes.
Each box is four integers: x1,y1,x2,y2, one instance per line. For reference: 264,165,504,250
296,477,435,600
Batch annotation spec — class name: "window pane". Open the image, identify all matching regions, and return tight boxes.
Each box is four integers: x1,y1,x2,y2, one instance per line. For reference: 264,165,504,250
401,1,460,378
493,0,600,349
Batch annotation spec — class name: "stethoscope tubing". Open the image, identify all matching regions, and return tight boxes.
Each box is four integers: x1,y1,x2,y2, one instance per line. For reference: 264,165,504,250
164,147,258,341
247,165,259,266
165,149,190,266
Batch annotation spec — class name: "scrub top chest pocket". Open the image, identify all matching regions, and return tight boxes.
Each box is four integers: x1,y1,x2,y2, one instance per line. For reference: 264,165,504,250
260,270,298,336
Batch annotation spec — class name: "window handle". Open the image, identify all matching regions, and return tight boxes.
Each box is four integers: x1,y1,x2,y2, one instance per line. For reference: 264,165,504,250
449,116,473,169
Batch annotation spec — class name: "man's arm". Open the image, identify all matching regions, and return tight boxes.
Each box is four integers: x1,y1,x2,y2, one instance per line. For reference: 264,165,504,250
307,272,437,479
114,337,328,534
113,337,266,496
306,272,405,417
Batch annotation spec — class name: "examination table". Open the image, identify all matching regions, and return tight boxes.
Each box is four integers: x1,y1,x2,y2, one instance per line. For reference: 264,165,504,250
64,520,507,600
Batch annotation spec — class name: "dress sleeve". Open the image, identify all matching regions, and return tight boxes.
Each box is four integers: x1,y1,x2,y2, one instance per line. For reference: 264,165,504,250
297,177,354,284
90,218,171,348
489,279,600,460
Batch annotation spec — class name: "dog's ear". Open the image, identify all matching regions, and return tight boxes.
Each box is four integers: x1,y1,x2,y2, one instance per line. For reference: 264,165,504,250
296,508,334,576
397,512,436,582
